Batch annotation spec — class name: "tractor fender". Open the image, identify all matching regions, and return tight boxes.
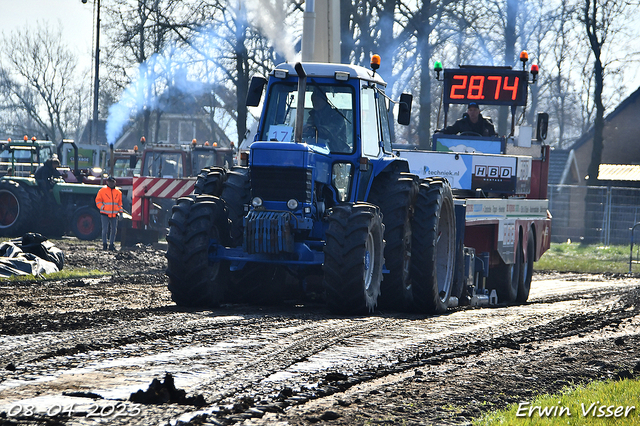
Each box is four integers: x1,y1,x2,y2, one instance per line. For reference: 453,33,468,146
357,157,410,201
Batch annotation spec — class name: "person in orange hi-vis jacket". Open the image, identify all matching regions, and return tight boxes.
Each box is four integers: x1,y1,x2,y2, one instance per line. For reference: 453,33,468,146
95,176,123,251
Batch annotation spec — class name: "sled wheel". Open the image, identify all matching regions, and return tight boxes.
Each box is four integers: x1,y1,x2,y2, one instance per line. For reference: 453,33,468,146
491,238,522,304
166,194,230,307
324,203,385,314
517,227,535,303
409,178,456,314
368,171,418,310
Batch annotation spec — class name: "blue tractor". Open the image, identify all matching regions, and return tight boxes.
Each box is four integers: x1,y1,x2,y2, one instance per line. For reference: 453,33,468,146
165,59,457,314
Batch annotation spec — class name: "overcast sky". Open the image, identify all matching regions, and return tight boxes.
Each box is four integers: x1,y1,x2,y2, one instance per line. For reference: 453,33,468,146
2,0,95,71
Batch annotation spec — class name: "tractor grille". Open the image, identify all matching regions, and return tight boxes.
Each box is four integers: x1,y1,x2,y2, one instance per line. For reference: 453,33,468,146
244,211,294,254
251,166,312,203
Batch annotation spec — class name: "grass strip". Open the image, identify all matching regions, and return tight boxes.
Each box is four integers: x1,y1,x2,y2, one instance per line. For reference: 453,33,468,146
475,379,640,425
0,269,108,283
536,243,638,274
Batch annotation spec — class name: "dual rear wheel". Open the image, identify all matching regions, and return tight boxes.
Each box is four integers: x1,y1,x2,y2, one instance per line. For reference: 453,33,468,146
324,177,457,315
491,227,535,304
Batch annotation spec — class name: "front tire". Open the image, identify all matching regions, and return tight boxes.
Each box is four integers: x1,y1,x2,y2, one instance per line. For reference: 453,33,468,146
166,194,230,307
220,167,250,246
323,203,385,314
71,207,102,240
409,178,456,314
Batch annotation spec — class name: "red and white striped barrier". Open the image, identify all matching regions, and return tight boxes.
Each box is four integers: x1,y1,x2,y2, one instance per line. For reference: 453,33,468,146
131,177,196,222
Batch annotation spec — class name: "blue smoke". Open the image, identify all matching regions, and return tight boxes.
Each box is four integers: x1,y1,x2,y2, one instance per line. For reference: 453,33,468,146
105,0,298,146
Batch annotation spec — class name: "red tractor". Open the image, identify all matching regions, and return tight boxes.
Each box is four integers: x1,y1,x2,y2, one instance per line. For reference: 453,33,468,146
123,139,233,245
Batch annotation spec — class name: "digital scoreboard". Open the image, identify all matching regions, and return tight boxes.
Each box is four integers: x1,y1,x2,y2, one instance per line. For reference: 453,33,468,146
443,68,529,106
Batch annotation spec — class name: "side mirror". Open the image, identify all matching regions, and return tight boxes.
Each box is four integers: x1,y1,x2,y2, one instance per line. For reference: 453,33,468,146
397,93,413,126
246,76,267,107
536,112,549,141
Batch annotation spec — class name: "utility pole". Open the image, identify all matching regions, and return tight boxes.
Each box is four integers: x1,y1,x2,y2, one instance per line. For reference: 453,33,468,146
301,0,340,63
83,0,101,145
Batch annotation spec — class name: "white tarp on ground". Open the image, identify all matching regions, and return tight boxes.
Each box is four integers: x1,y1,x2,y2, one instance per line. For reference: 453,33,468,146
0,234,64,277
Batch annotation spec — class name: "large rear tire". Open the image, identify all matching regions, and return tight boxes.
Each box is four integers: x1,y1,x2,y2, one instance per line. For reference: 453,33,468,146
517,228,535,303
166,194,230,307
408,178,456,314
0,180,35,237
71,207,102,240
324,203,385,314
194,167,227,196
368,172,418,310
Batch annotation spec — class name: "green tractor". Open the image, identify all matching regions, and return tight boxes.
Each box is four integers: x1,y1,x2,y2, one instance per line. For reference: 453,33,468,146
0,139,102,240
0,136,56,177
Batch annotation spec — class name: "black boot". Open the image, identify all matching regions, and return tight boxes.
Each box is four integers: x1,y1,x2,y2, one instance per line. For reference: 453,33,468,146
103,243,108,251
109,244,116,251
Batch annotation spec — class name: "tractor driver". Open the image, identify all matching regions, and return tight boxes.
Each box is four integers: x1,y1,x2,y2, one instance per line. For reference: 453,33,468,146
438,102,496,137
34,157,62,202
303,88,350,153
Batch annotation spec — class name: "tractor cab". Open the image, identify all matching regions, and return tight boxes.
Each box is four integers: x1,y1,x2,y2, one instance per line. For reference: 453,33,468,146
139,141,233,179
246,59,412,209
0,137,56,177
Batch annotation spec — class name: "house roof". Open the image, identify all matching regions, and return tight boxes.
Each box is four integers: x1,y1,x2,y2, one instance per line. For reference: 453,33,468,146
548,149,570,185
598,164,640,181
549,148,581,185
78,120,108,145
570,85,640,150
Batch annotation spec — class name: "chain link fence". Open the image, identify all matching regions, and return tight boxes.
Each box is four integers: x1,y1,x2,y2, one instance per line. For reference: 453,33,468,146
548,184,640,245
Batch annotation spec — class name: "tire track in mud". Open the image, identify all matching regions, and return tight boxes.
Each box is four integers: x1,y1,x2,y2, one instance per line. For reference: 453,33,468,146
0,315,395,426
175,281,640,425
0,277,639,426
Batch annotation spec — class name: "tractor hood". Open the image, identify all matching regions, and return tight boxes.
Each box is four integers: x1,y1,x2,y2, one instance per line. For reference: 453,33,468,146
250,141,332,185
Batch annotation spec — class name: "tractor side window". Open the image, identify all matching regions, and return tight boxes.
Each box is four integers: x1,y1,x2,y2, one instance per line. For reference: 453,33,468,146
0,150,10,174
361,86,380,157
377,92,392,153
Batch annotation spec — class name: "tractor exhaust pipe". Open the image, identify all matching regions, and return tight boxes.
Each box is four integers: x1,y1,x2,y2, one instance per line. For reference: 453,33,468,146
294,63,307,144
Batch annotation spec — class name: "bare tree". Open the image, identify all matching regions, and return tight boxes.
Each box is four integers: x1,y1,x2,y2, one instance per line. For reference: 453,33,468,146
0,22,83,141
103,0,181,143
581,0,633,185
407,1,457,148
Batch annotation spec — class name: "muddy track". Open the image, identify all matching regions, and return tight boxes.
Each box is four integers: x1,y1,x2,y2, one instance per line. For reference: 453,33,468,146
0,241,639,425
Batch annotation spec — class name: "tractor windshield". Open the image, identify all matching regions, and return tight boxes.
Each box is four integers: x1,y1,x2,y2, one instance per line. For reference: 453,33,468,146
0,146,49,177
260,82,355,154
142,152,184,178
193,151,215,173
